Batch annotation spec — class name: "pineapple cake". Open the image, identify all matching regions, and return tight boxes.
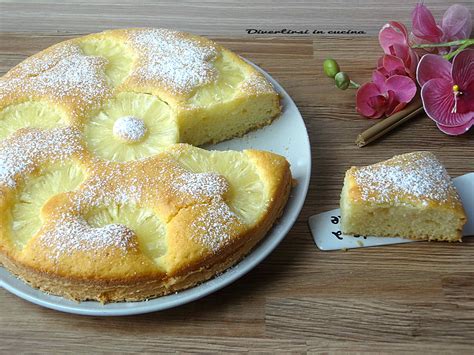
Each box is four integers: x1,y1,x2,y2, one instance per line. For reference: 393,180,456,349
340,152,466,241
0,28,291,302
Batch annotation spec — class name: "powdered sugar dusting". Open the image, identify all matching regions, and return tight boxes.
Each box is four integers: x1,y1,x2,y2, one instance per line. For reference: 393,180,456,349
75,158,229,211
127,29,218,94
190,200,241,252
172,172,228,200
37,170,152,260
354,152,457,204
240,73,274,94
0,43,110,111
113,116,147,142
40,215,137,260
4,44,78,79
75,166,148,210
0,127,83,188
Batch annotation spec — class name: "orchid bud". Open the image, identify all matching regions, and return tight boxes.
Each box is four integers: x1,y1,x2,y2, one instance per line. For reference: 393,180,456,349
335,72,350,90
323,58,340,78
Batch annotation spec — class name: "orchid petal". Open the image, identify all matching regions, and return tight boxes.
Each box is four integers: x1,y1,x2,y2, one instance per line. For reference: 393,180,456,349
385,90,408,116
377,56,384,68
407,48,419,77
390,43,410,62
388,101,408,116
416,54,452,86
381,54,406,75
379,22,409,54
372,69,387,91
356,82,386,118
421,78,472,127
385,102,407,117
437,119,474,135
452,49,474,91
385,75,417,103
412,3,443,42
385,90,397,116
457,79,474,113
441,4,473,41
368,95,388,116
389,21,409,39
382,54,405,71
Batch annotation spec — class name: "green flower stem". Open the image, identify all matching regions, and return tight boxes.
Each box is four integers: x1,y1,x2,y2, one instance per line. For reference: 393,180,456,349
349,80,360,89
411,38,474,61
411,38,474,49
444,40,474,61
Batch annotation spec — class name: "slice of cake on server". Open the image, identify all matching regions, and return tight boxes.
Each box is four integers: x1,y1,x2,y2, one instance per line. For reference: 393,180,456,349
340,151,467,242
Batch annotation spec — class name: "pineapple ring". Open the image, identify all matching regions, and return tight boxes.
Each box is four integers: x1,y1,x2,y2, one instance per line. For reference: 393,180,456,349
0,101,70,141
187,52,246,106
77,36,135,87
85,203,167,263
167,146,266,226
10,161,86,249
84,92,179,162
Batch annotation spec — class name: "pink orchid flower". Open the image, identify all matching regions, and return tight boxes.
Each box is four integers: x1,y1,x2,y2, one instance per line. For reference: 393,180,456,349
379,21,419,77
356,70,417,119
417,49,474,135
412,3,472,51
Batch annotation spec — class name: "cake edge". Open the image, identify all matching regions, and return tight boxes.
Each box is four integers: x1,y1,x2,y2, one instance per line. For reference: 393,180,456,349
0,159,292,303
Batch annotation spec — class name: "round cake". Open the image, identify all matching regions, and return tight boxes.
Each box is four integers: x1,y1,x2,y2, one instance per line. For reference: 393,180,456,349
0,28,291,302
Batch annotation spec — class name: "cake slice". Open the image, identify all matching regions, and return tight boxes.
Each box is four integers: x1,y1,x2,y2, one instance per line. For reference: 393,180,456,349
340,151,466,241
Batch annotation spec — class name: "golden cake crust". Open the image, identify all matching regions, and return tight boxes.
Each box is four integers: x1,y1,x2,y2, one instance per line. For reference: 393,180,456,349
0,29,291,302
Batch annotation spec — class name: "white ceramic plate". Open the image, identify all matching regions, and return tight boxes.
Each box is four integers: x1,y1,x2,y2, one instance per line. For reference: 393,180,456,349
0,61,311,316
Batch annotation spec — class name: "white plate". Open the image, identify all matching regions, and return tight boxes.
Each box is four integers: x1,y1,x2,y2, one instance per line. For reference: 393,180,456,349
0,61,311,316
